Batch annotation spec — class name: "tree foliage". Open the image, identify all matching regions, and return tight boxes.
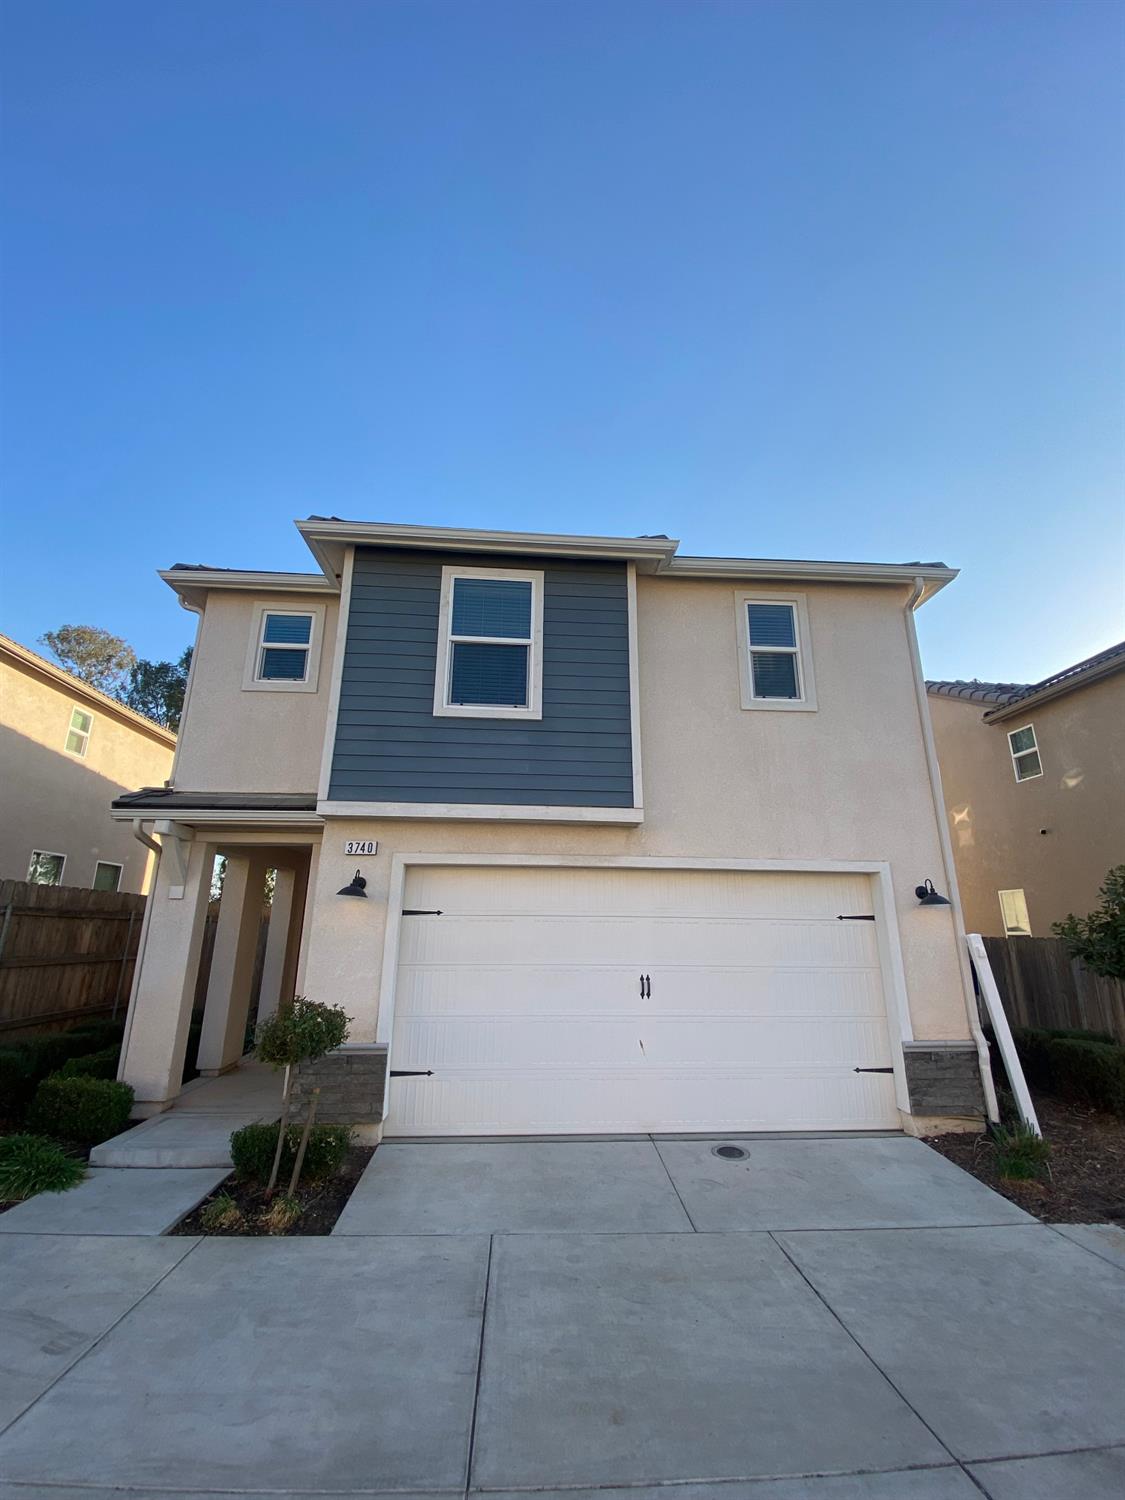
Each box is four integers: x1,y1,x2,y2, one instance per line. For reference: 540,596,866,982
1052,866,1125,980
255,997,351,1070
39,625,136,696
123,647,192,730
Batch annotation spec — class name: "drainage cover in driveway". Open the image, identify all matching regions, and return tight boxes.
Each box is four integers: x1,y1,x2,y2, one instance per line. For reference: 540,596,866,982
711,1144,749,1161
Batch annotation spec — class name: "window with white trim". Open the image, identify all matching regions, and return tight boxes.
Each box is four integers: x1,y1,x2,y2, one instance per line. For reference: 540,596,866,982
255,611,313,682
1008,724,1042,782
999,888,1032,936
434,566,544,719
28,850,66,885
65,707,92,756
735,591,817,711
93,861,122,893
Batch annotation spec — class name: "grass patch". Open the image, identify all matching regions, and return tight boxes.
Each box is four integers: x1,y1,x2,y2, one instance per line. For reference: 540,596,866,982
0,1133,86,1200
199,1192,244,1232
991,1123,1052,1181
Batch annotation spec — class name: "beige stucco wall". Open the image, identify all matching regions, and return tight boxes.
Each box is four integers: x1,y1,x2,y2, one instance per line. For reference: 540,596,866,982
172,590,338,794
0,656,174,892
298,577,970,1048
929,674,1125,936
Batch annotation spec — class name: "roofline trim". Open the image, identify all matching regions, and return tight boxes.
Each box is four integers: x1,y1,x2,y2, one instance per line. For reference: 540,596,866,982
666,557,958,597
983,646,1125,722
0,634,178,746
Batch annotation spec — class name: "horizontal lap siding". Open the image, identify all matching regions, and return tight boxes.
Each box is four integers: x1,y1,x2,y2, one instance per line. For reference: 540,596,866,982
328,548,634,806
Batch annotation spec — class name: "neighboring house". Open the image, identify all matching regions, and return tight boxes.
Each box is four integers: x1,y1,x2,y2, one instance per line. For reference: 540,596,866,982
927,642,1125,939
112,518,990,1139
0,633,176,893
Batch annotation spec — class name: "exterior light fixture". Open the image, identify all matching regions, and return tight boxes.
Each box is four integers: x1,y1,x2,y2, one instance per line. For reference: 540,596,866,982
337,869,368,899
914,879,951,907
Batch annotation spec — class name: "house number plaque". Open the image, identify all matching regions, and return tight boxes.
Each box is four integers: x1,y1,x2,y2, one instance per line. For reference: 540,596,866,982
344,840,378,856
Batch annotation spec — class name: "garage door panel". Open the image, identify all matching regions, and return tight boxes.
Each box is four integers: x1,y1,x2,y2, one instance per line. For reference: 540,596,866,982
388,866,900,1136
389,1067,897,1135
395,965,885,1016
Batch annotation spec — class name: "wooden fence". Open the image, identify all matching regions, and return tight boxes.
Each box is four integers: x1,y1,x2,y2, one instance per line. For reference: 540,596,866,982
0,880,147,1040
980,935,1125,1045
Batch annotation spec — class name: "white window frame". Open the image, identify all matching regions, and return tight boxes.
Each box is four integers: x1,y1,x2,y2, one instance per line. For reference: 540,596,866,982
65,706,93,757
433,565,544,720
27,850,66,885
242,601,326,693
734,591,817,712
999,888,1032,937
1007,723,1042,782
92,860,123,893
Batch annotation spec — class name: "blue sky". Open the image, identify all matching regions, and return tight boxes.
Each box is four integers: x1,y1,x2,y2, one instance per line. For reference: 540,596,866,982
1,0,1122,683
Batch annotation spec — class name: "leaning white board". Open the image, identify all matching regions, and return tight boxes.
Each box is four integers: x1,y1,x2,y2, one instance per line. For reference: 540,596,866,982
966,932,1041,1137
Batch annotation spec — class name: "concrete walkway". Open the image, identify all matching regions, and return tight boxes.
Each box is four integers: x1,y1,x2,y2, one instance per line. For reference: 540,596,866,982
90,1059,280,1168
0,1168,228,1236
1,1137,1122,1498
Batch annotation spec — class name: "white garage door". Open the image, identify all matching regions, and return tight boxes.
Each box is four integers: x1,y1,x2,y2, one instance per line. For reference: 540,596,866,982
386,866,901,1136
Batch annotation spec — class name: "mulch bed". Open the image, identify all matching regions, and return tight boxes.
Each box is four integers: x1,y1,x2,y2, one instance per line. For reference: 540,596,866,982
171,1144,376,1236
926,1094,1125,1224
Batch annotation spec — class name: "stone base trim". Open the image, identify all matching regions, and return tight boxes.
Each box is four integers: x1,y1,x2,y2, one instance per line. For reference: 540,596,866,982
903,1042,985,1119
290,1044,388,1127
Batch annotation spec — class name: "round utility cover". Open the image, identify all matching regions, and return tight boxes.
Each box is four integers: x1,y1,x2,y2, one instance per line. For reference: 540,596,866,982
712,1144,748,1161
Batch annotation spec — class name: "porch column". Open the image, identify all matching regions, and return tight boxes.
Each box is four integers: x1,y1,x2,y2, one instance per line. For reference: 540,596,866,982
255,861,308,1027
119,835,215,1113
197,853,270,1075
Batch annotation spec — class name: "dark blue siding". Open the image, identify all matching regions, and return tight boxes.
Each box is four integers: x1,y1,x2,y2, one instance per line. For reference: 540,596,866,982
328,548,635,806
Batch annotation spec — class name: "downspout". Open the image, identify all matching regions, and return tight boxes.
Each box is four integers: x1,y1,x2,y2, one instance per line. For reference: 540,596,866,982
116,818,162,1080
904,578,1000,1124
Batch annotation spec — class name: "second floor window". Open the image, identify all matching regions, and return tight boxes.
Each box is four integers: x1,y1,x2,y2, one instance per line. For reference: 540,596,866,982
28,850,65,885
256,611,313,682
434,567,544,719
1008,724,1042,782
65,707,92,756
736,591,817,711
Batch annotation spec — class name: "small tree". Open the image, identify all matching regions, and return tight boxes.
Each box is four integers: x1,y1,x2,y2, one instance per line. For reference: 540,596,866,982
254,997,350,1193
123,647,192,730
1052,865,1125,980
39,625,136,696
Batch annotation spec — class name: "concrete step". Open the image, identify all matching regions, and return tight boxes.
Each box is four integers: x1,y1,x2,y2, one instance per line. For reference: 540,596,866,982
0,1168,229,1235
90,1111,276,1168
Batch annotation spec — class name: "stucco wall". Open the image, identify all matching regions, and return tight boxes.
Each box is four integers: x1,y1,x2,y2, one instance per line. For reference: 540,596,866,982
0,657,174,892
299,577,969,1047
172,590,338,794
929,675,1125,936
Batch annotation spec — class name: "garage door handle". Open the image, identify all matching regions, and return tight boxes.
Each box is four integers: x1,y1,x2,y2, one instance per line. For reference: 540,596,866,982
854,1067,894,1073
838,914,876,921
390,1070,434,1077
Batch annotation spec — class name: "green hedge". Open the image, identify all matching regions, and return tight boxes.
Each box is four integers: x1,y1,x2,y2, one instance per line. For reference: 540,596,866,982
27,1075,134,1146
57,1045,122,1082
1,1024,125,1120
1009,1027,1125,1117
229,1121,352,1185
0,1049,38,1117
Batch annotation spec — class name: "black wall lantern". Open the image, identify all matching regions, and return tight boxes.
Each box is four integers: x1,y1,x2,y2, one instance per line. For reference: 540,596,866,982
337,869,368,899
914,878,951,907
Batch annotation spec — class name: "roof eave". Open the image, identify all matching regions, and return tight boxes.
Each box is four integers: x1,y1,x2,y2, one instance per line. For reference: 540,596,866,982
159,569,338,610
666,557,958,601
983,653,1125,722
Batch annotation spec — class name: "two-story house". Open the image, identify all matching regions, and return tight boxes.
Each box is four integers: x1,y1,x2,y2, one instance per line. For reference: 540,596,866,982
0,633,176,893
111,519,990,1138
927,641,1125,938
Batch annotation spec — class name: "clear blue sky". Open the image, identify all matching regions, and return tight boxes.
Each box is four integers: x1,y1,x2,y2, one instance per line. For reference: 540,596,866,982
2,0,1122,683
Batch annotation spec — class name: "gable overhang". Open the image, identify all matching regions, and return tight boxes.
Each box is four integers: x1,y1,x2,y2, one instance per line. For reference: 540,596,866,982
159,569,338,612
983,646,1125,723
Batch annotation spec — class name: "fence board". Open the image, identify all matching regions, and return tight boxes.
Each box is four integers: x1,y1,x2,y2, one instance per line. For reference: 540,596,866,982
980,934,1125,1044
0,880,147,1038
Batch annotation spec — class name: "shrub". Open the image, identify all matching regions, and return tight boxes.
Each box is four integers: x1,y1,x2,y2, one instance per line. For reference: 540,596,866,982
68,1019,126,1051
255,997,350,1070
200,1191,244,1232
28,1075,134,1146
0,1133,86,1199
0,1049,37,1118
57,1045,121,1081
1052,865,1125,979
230,1120,352,1185
990,1124,1052,1181
1045,1027,1116,1045
260,1194,302,1233
1009,1028,1052,1089
13,1031,98,1086
1045,1038,1125,1117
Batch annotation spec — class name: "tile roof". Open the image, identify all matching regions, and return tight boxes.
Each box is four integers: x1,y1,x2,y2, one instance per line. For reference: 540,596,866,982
928,639,1125,713
925,679,1030,705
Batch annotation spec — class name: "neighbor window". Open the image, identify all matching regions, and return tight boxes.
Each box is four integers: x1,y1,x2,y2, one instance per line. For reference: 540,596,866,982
27,851,65,885
243,602,324,693
434,566,544,719
999,889,1032,937
93,861,122,893
65,707,92,756
1008,724,1042,782
735,592,817,711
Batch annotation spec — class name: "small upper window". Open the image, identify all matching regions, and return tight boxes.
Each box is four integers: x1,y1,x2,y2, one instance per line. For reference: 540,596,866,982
735,592,817,711
93,861,122,893
1008,724,1042,782
28,850,66,885
434,567,543,719
65,707,92,756
243,602,324,693
999,888,1032,937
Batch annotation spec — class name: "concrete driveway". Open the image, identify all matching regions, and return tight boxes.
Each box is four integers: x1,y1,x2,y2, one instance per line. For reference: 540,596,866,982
1,1135,1123,1500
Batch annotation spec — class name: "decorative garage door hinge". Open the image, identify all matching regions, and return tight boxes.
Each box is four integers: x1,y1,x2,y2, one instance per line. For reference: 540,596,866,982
402,909,443,916
837,914,876,921
854,1066,894,1073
